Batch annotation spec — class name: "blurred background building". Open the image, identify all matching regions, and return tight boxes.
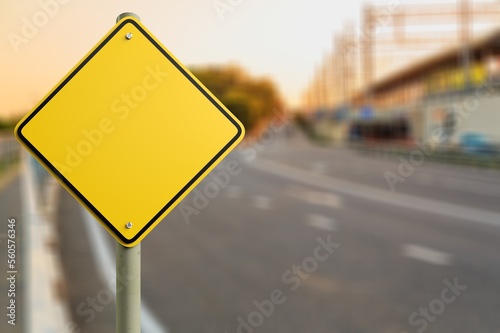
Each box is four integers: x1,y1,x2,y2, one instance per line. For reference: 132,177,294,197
302,0,500,152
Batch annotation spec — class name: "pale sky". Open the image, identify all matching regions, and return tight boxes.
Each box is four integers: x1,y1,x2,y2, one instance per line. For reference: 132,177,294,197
0,0,365,118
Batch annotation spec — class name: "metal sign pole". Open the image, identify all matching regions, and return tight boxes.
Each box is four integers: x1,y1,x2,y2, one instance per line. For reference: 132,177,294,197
116,242,141,332
114,13,142,333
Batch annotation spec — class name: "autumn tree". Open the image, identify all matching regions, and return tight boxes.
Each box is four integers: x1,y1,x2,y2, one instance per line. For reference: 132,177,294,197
191,65,284,133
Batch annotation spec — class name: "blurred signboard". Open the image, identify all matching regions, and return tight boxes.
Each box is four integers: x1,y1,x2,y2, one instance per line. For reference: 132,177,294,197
360,106,374,120
15,16,244,247
426,63,487,93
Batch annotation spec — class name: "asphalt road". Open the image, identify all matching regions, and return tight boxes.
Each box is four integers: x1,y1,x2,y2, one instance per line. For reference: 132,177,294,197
0,167,23,333
54,126,500,333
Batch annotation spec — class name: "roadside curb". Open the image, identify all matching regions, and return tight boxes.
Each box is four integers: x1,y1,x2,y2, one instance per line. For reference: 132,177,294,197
21,152,73,332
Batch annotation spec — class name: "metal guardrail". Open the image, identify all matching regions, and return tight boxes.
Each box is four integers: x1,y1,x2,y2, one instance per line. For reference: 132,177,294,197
0,132,20,171
350,142,500,168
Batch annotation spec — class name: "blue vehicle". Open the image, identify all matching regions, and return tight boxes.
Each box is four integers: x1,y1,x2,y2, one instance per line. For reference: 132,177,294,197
459,132,497,155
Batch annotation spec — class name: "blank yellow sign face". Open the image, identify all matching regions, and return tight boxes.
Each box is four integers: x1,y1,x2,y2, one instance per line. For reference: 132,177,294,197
15,17,244,247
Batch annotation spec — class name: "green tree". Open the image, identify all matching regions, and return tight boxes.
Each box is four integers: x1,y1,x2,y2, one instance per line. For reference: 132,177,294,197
0,116,20,131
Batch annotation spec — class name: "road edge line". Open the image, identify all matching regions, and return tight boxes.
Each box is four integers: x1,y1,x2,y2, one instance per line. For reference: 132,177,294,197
247,157,500,228
22,152,74,332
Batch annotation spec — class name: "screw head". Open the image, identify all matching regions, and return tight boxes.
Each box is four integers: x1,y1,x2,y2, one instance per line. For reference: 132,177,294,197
125,33,133,40
126,222,133,229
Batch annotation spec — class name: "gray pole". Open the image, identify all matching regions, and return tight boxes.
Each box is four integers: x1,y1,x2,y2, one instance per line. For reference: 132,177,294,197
116,12,141,22
114,13,142,333
116,242,141,332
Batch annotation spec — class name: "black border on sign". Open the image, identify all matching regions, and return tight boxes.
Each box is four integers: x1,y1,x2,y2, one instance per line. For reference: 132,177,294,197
16,19,243,245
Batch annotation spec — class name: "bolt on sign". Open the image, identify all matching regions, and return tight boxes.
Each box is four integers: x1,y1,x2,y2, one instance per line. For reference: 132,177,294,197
15,16,245,247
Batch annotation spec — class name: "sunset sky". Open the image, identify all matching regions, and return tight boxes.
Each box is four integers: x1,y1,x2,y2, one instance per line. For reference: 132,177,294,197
0,0,367,118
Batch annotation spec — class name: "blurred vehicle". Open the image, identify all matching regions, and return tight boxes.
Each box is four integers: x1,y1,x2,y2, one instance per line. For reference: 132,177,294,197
459,132,498,155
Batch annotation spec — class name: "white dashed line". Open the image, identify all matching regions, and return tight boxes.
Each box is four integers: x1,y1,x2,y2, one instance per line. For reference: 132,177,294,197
287,186,343,209
305,214,337,231
401,244,453,266
304,191,343,209
253,195,272,210
303,274,339,293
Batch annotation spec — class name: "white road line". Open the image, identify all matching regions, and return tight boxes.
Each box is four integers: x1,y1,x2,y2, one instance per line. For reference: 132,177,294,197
305,214,337,231
304,191,343,209
23,153,72,333
303,274,339,293
401,244,453,266
81,208,169,333
286,186,343,209
225,185,242,199
248,157,500,228
253,195,272,210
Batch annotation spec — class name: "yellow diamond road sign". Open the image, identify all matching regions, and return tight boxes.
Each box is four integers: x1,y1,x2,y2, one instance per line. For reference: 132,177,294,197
15,16,245,247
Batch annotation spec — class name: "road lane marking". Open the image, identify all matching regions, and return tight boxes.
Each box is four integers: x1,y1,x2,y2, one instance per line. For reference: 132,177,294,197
305,214,337,231
401,244,453,266
81,208,169,333
287,186,343,209
303,274,339,293
253,195,272,210
22,153,73,332
248,157,500,228
304,191,343,208
225,185,242,199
